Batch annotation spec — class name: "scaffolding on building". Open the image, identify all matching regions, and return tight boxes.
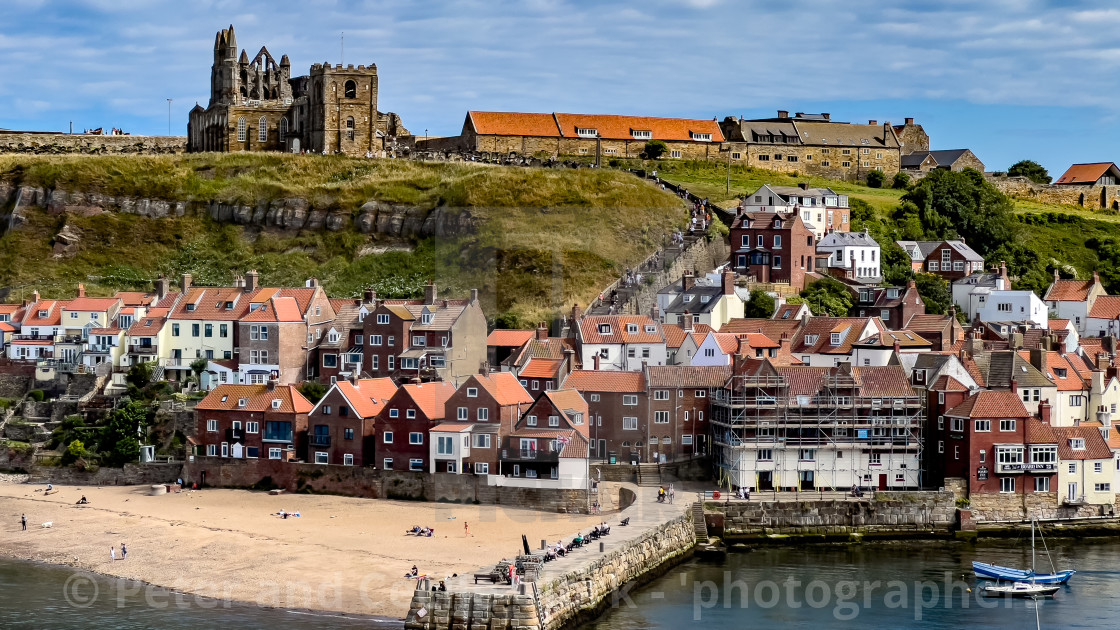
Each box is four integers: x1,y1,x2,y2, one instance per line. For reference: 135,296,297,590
710,367,925,491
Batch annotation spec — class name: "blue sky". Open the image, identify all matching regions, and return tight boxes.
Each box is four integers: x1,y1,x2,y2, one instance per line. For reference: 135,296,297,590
2,0,1118,176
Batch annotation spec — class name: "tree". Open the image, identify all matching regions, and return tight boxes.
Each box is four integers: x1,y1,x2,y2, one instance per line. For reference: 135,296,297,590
866,170,885,188
743,290,776,318
61,439,88,466
892,172,911,189
799,277,854,317
1008,160,1051,184
914,273,953,315
298,381,327,404
99,401,153,466
126,361,154,390
190,358,209,388
895,169,1016,258
641,140,668,160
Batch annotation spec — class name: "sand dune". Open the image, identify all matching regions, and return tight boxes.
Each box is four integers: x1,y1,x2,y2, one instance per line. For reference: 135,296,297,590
0,481,605,618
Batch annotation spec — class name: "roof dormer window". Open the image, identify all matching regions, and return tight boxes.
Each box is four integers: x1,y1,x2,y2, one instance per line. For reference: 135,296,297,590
186,304,195,312
626,324,638,334
644,325,657,333
804,334,819,345
421,313,432,325
575,127,598,138
225,302,234,310
271,399,282,409
1070,438,1085,450
700,295,711,303
774,220,782,229
631,129,652,140
238,398,248,408
1054,368,1068,378
691,132,712,142
598,323,611,334
37,310,47,318
830,333,841,345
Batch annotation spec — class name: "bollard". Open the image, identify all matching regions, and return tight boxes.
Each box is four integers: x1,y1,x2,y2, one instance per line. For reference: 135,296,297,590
541,539,547,550
600,541,605,553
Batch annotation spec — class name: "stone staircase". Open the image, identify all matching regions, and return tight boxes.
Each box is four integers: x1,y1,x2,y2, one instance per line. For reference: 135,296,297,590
636,463,661,487
692,502,709,544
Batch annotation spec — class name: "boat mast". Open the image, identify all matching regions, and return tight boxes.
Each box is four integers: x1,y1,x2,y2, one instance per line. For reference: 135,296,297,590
1031,519,1036,577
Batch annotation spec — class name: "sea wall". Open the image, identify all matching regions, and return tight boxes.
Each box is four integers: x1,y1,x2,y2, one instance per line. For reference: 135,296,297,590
0,133,186,155
25,462,182,486
181,457,591,513
404,512,696,630
0,180,477,239
708,491,958,540
966,491,1115,522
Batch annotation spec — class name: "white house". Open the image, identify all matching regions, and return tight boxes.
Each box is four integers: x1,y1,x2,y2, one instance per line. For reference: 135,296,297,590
740,184,850,240
576,315,667,371
1043,271,1106,334
951,268,1009,312
963,287,1047,328
815,230,881,283
661,269,745,329
429,423,473,474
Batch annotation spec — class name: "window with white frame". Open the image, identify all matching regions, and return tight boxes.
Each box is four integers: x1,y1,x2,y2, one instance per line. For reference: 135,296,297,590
623,395,638,406
654,411,669,424
207,419,218,432
1000,477,1015,493
409,432,423,445
474,434,491,448
623,416,638,430
383,431,393,443
474,462,489,474
409,459,424,471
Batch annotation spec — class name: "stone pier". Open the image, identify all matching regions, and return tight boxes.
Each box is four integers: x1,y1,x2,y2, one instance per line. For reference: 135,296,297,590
404,485,695,630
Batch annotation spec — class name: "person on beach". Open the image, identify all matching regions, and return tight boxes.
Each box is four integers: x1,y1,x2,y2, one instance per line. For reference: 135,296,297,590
121,543,127,560
464,521,470,536
21,514,26,531
110,547,116,560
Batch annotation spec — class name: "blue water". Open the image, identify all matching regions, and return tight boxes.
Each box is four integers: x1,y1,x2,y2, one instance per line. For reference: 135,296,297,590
0,558,397,629
584,539,1120,629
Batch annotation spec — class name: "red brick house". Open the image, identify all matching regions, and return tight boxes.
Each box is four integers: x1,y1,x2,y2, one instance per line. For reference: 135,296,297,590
433,372,533,474
941,389,1057,496
729,210,817,288
375,381,456,471
193,382,313,462
306,377,397,466
896,240,984,281
503,389,590,481
644,365,730,461
562,370,647,463
852,280,925,329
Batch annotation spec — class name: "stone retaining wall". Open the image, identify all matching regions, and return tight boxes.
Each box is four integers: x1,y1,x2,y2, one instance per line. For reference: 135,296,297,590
27,462,182,486
966,491,1114,522
0,133,186,155
710,491,958,539
182,457,591,513
404,512,695,630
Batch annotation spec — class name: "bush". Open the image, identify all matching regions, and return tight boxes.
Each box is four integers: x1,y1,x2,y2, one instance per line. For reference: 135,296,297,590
641,140,668,160
28,390,44,402
892,172,910,189
955,497,971,508
866,171,885,188
297,381,327,404
61,439,88,465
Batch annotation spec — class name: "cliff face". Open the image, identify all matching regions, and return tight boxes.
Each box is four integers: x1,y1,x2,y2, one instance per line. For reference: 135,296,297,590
0,180,477,238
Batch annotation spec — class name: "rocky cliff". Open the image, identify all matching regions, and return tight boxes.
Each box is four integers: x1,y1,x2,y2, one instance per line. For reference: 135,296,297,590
0,179,478,239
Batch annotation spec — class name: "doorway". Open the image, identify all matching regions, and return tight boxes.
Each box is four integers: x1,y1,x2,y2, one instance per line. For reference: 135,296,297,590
1068,483,1078,503
878,474,888,491
799,471,815,491
758,471,773,491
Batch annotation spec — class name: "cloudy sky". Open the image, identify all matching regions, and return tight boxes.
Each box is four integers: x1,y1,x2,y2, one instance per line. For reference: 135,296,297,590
2,0,1116,175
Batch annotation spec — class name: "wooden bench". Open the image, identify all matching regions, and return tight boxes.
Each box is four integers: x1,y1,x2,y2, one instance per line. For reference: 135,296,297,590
474,572,502,584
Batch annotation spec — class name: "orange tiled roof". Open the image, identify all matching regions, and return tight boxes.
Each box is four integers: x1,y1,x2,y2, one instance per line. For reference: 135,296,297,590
1044,279,1094,302
540,389,590,437
112,291,157,307
0,322,15,333
930,374,969,392
663,324,687,349
564,370,646,393
578,315,664,345
1048,319,1071,330
944,390,1030,419
1089,295,1120,319
1053,425,1113,460
474,372,534,406
171,288,249,321
487,329,535,348
553,113,724,143
335,378,397,417
1055,162,1118,185
195,384,313,413
22,300,65,326
1018,350,1087,392
65,297,121,312
468,111,562,137
720,318,802,341
399,381,457,421
712,332,741,354
241,297,304,323
519,357,563,379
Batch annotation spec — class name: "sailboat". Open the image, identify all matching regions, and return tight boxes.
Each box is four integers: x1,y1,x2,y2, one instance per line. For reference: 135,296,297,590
976,520,1073,597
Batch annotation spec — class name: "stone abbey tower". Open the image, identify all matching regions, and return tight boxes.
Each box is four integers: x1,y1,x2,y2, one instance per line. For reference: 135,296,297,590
188,25,409,155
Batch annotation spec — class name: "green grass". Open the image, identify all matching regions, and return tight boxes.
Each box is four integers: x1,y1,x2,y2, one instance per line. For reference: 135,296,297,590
0,155,687,325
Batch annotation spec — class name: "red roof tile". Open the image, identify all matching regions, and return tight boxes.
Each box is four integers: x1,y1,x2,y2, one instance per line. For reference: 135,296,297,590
196,384,313,413
930,375,969,392
22,300,65,326
65,297,120,312
335,378,397,418
241,297,304,322
469,111,562,137
1044,279,1094,302
473,372,534,406
1055,162,1119,185
944,391,1030,419
1053,425,1113,460
578,315,664,345
520,358,563,379
720,318,802,341
553,113,724,143
1089,295,1120,319
399,381,457,421
487,329,535,348
564,370,646,393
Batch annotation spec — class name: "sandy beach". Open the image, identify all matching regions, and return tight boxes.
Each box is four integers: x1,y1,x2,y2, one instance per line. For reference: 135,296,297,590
0,479,606,619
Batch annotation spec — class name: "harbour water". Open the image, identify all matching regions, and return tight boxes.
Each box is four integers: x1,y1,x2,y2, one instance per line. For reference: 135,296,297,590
5,538,1119,629
585,539,1120,629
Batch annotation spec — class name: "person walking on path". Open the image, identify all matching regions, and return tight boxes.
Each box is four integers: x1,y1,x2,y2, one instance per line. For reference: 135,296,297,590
668,484,675,504
21,514,26,531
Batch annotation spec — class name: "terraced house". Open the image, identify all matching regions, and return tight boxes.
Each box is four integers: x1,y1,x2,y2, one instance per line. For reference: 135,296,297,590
193,381,313,462
426,111,725,160
720,111,915,180
433,372,534,474
306,377,397,466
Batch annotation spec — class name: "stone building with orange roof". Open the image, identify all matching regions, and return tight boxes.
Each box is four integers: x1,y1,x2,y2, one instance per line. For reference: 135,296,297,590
421,111,725,161
1043,270,1106,334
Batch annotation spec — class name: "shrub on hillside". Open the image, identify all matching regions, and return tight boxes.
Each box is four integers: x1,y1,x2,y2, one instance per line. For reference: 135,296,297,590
866,171,885,188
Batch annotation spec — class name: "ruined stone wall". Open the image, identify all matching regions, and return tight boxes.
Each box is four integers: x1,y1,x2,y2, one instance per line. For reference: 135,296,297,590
725,143,901,181
987,175,1120,211
404,512,695,630
0,133,186,155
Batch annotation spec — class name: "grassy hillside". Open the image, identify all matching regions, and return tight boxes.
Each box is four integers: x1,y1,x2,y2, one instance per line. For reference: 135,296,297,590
0,155,686,326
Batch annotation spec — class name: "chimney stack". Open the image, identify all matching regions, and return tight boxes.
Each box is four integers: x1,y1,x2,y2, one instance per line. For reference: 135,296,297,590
1098,405,1111,427
470,288,479,304
868,120,877,126
306,277,319,288
683,311,694,333
536,321,548,341
1039,398,1052,425
424,281,437,305
267,376,277,392
798,182,809,191
777,110,789,119
593,353,601,371
1010,378,1018,395
363,288,377,304
822,113,830,121
571,303,582,323
682,271,695,292
77,283,86,298
904,117,914,125
156,275,169,300
722,268,735,296
32,290,40,304
180,273,192,293
564,347,576,376
245,269,259,293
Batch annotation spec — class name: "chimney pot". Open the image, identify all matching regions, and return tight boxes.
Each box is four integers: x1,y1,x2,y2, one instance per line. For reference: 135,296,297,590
904,117,914,125
822,113,830,121
868,120,877,126
424,281,437,305
77,283,86,298
180,273,192,293
777,110,789,119
245,269,259,293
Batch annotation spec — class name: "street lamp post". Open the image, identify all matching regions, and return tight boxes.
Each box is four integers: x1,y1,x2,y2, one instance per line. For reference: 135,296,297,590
167,99,172,136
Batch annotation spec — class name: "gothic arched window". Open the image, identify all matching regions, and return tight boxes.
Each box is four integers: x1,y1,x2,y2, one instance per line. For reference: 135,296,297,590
279,117,288,139
258,117,268,142
344,80,357,99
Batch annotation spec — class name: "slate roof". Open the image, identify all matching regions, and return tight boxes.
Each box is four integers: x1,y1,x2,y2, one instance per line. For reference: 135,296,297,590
195,384,313,414
817,230,879,249
664,285,725,315
896,240,982,263
943,390,1030,419
852,330,931,348
970,351,1053,388
564,370,646,393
